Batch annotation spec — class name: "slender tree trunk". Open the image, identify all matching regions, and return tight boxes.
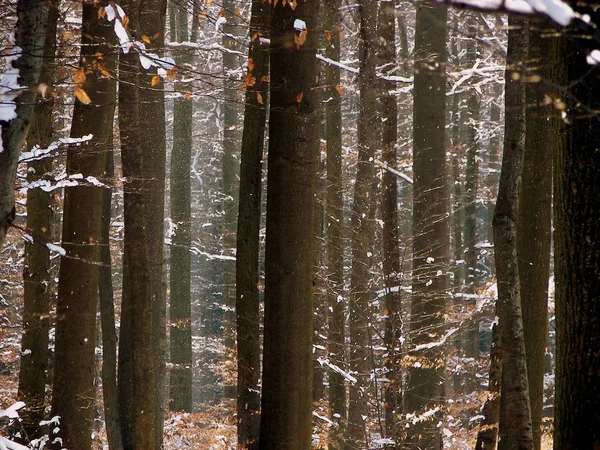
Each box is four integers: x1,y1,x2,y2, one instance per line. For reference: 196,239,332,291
169,1,193,414
313,159,327,402
378,0,402,442
322,0,347,441
258,1,319,448
18,0,58,439
0,0,49,244
517,19,553,450
51,3,116,449
345,0,379,447
463,15,481,366
554,3,600,448
235,1,270,448
495,16,534,450
99,148,124,450
405,1,449,448
222,0,243,346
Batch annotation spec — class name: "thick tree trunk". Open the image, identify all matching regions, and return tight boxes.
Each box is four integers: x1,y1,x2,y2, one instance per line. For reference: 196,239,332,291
258,1,319,448
378,0,402,442
0,0,49,244
169,2,193,414
495,16,534,450
51,3,116,449
235,2,270,448
405,1,449,448
345,0,379,448
17,0,58,439
554,4,600,448
517,18,553,450
322,0,347,442
137,3,168,445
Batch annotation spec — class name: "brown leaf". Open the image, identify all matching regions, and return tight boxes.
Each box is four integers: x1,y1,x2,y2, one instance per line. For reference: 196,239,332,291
244,73,256,87
248,58,255,73
97,6,106,19
296,91,303,103
185,90,192,101
151,75,161,87
289,0,297,10
256,92,264,105
294,29,307,50
335,85,343,95
261,75,270,83
122,15,130,28
73,67,86,85
141,34,151,44
167,67,178,80
325,30,332,41
74,87,92,105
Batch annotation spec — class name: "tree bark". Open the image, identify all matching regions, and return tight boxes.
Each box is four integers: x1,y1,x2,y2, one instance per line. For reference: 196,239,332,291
322,0,347,442
495,16,534,450
51,3,116,449
169,1,193,414
17,0,57,439
0,0,49,244
378,0,402,442
99,148,124,450
517,18,553,450
554,3,600,448
235,1,270,448
405,1,449,448
345,0,379,447
258,1,319,448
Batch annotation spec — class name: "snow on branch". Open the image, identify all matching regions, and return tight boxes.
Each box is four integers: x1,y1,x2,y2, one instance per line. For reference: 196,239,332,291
317,356,358,384
409,327,460,353
19,134,93,163
103,3,175,77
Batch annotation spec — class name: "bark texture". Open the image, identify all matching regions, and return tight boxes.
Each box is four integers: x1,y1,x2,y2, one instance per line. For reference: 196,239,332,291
51,3,116,449
235,2,270,448
495,16,534,450
554,3,600,448
346,0,379,447
405,1,449,448
0,0,49,244
18,0,58,439
322,0,347,442
518,18,553,450
169,2,193,414
258,1,319,448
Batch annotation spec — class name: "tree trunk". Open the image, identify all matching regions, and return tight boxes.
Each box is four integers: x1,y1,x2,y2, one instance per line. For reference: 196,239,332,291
117,2,157,447
51,3,116,449
0,0,49,244
517,18,554,450
235,1,270,448
222,0,243,346
495,16,534,450
17,0,58,439
474,302,502,450
405,1,449,448
322,0,347,442
345,0,379,447
378,0,402,442
99,148,124,450
258,1,319,448
137,2,168,445
554,3,600,448
169,1,193,414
